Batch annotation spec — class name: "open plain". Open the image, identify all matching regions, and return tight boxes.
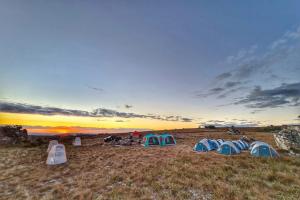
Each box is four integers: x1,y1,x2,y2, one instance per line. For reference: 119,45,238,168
1,129,300,200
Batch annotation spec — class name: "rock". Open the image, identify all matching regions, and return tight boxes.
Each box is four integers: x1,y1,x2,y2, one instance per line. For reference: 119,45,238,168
0,125,28,145
274,125,300,152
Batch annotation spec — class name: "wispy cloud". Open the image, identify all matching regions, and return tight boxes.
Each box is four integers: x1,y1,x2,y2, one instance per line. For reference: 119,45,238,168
199,119,261,127
0,101,193,123
86,85,104,92
195,26,300,100
234,82,300,108
124,104,133,109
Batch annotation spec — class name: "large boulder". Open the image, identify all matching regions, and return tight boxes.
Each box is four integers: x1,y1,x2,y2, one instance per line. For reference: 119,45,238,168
274,125,300,153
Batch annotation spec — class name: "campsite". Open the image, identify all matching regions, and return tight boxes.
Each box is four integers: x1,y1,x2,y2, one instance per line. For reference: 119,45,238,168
1,128,300,200
1,1,300,199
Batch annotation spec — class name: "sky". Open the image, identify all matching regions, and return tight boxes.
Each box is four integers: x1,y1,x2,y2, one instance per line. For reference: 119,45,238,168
0,1,300,134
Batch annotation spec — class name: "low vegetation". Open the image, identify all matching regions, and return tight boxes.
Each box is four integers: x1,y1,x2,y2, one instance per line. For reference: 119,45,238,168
1,130,300,200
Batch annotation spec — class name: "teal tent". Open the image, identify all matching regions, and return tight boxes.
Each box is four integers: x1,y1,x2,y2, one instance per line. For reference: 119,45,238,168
159,133,176,146
142,134,160,147
250,143,279,158
217,141,241,155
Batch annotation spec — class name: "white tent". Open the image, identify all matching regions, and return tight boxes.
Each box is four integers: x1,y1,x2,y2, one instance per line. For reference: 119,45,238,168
73,137,81,146
46,144,67,165
47,140,58,153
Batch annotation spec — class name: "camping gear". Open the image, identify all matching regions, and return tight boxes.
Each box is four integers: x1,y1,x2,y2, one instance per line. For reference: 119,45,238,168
142,134,160,147
159,133,176,146
132,131,142,138
193,139,214,152
104,135,122,143
227,126,241,135
217,141,240,155
250,143,279,158
46,144,67,165
47,140,58,153
73,137,81,146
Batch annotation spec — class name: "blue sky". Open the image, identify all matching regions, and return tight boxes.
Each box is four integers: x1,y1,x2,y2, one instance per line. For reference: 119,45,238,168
0,1,299,130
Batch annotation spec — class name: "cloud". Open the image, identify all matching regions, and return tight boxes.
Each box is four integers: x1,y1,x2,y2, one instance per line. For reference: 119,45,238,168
224,81,241,88
235,82,300,108
86,85,104,92
220,26,300,82
181,117,193,122
195,26,300,101
195,82,245,98
198,119,261,127
115,120,126,123
250,110,263,114
226,45,258,64
0,101,193,123
124,104,133,109
216,72,232,80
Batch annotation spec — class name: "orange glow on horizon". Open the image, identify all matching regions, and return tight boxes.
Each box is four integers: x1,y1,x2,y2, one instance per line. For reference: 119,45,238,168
0,112,195,134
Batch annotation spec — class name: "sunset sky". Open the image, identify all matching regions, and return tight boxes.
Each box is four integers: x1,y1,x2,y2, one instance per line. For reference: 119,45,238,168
0,1,299,134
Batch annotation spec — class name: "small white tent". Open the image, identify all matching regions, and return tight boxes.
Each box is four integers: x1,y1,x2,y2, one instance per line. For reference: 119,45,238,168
46,144,67,165
73,137,81,146
47,140,58,153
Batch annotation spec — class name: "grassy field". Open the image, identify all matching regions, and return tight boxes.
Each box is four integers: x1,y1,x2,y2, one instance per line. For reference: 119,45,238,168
1,130,300,200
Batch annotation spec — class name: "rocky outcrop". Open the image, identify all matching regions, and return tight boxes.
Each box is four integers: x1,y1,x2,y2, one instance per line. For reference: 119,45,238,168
0,125,28,145
274,125,300,154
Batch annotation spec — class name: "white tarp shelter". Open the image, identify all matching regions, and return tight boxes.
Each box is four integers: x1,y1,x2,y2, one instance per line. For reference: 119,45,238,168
73,137,81,146
47,140,58,153
46,144,67,165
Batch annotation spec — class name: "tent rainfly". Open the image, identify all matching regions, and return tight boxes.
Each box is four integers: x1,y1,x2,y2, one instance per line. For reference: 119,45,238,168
250,143,279,158
193,139,214,152
249,141,269,151
208,139,220,150
159,133,176,146
47,140,58,153
217,139,224,146
232,141,244,151
142,134,160,147
217,141,241,155
46,144,67,165
239,140,249,149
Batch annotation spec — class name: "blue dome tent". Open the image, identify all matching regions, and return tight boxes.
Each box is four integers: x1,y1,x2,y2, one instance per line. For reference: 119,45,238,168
208,139,219,150
159,133,176,146
251,143,279,158
217,141,240,155
249,141,268,151
237,140,246,149
142,134,160,147
232,141,243,151
193,139,213,152
240,140,249,149
217,139,224,145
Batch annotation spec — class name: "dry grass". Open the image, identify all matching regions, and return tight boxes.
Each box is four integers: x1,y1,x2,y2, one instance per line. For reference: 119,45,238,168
1,130,300,200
